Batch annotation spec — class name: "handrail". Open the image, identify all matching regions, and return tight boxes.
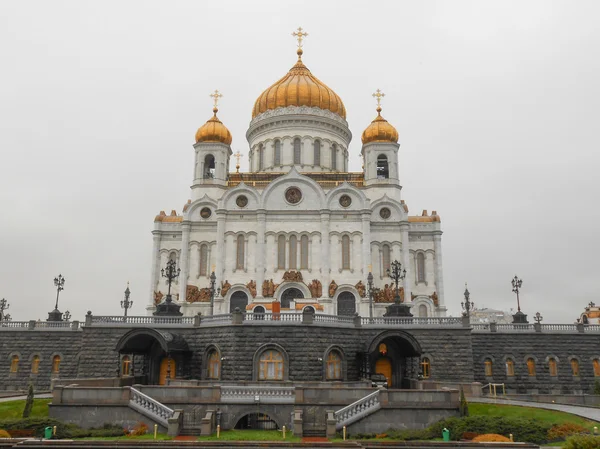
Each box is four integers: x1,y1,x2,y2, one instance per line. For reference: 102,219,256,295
334,390,381,430
129,387,174,428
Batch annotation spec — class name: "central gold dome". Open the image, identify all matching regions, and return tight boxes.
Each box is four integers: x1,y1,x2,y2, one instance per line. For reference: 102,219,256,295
252,49,346,119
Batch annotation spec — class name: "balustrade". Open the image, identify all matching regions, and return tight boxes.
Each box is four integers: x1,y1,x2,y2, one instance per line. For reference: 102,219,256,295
334,390,381,429
129,387,173,427
220,385,295,404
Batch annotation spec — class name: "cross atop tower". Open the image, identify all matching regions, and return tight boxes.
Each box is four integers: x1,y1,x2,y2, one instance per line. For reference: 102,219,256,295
234,151,242,172
209,90,223,109
292,27,309,48
372,89,385,108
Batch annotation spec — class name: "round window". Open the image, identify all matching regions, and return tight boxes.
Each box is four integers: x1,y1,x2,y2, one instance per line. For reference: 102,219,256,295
379,207,391,219
200,207,212,219
339,194,352,208
285,187,302,204
236,195,248,208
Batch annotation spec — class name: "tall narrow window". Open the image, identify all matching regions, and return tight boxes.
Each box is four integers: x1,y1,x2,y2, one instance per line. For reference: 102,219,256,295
382,245,391,272
274,140,281,166
331,144,337,170
236,235,245,270
571,359,580,376
10,355,19,373
484,358,493,377
204,154,216,179
527,358,536,377
199,244,208,277
506,359,515,377
377,154,389,179
419,304,428,317
341,235,350,270
259,350,284,380
594,359,600,377
314,140,321,165
122,355,131,376
277,235,286,269
289,235,297,269
421,357,430,378
293,138,301,164
52,355,61,375
258,144,264,171
549,358,558,376
326,351,342,380
208,350,220,379
417,253,426,283
300,235,309,269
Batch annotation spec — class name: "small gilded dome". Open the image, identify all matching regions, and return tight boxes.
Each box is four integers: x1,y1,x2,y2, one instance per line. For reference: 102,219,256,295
252,49,346,119
195,108,232,145
361,107,399,144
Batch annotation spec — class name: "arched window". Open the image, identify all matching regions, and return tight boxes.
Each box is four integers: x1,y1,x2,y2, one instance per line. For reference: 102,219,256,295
10,355,19,373
258,144,264,171
314,140,321,165
204,154,215,179
326,351,342,380
208,350,220,379
331,144,337,170
417,253,426,283
169,252,177,262
377,154,389,179
289,235,297,269
419,304,428,318
52,355,61,375
484,358,493,377
31,355,40,374
421,357,430,378
199,244,208,277
594,359,600,377
342,235,350,270
548,358,558,377
382,245,391,273
300,235,309,269
571,359,580,376
277,235,286,270
122,355,131,376
506,359,515,377
293,138,301,164
527,358,536,377
274,140,281,166
259,350,284,380
236,235,245,270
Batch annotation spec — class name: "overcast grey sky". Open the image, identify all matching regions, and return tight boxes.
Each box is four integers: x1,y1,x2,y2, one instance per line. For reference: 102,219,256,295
1,1,598,322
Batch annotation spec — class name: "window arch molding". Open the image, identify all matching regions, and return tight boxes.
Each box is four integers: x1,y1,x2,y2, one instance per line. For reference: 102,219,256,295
252,343,289,381
415,251,427,284
591,357,600,377
568,355,581,377
50,352,64,377
544,355,561,364
420,353,434,379
203,344,222,380
322,345,347,381
524,355,538,378
8,352,21,374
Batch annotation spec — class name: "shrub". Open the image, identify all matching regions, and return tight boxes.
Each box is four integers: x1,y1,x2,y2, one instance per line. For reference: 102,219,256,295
129,422,148,437
564,435,600,449
462,431,479,440
0,418,123,439
549,423,588,441
0,430,11,438
473,433,511,442
386,428,435,440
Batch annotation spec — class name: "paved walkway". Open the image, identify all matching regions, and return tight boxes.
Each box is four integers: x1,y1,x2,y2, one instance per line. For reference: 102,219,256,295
472,397,600,422
0,393,52,403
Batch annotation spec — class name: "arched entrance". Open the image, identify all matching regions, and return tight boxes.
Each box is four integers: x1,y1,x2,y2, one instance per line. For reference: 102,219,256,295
230,291,249,312
159,357,176,385
235,413,278,430
280,288,304,309
375,357,392,387
337,292,356,316
368,331,422,388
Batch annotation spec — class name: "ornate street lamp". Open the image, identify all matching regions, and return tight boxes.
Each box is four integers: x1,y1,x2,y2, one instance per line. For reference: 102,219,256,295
209,272,220,316
367,272,374,322
534,312,543,324
48,274,65,321
511,275,528,324
0,298,9,322
121,282,133,320
384,260,412,317
154,260,183,316
3,313,11,322
63,310,71,322
461,283,474,317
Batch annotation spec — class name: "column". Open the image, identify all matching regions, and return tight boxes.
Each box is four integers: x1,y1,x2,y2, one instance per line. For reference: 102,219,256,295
216,212,226,286
433,231,446,312
178,222,191,302
256,210,266,298
361,213,371,278
320,211,331,291
149,231,161,307
400,222,412,304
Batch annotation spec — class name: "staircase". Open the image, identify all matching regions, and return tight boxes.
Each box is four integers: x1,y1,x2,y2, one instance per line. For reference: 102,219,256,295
334,389,381,430
128,387,174,429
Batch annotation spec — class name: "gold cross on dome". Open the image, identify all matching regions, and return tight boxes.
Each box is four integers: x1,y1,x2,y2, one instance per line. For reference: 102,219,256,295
372,89,385,107
234,151,242,172
209,89,223,108
292,27,309,48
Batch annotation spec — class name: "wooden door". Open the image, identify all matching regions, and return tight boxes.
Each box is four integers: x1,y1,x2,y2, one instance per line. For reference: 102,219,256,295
375,357,392,387
159,357,175,385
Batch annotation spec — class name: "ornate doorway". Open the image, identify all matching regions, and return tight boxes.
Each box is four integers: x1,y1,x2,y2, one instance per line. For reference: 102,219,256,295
230,291,249,313
375,357,392,387
280,288,304,309
159,357,176,385
337,292,356,316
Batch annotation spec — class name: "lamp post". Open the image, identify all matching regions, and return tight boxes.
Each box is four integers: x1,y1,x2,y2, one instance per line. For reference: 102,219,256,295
209,272,220,316
367,272,374,322
121,282,133,320
511,275,528,324
48,274,65,321
0,298,9,322
534,312,543,324
387,260,406,305
461,283,474,317
154,260,183,316
63,310,71,322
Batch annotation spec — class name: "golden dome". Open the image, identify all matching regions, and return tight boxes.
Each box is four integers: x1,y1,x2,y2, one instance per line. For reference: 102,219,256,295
252,49,346,119
361,106,399,144
195,107,232,145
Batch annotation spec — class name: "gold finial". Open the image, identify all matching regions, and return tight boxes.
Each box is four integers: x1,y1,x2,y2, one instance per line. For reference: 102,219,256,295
209,89,223,111
292,27,308,59
372,89,385,113
234,151,242,173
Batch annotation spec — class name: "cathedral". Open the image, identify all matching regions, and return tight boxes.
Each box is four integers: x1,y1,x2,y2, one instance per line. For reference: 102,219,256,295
149,29,446,319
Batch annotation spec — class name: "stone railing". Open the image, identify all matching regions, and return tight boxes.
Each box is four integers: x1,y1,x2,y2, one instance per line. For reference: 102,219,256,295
471,322,594,333
90,315,194,326
0,320,79,331
129,387,174,428
361,316,463,327
220,385,295,404
245,313,302,322
334,389,381,430
314,313,355,324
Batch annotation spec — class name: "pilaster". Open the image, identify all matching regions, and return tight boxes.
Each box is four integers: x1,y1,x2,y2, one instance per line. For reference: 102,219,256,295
320,210,331,291
400,222,412,304
178,222,191,302
149,232,161,307
256,210,266,298
433,231,446,312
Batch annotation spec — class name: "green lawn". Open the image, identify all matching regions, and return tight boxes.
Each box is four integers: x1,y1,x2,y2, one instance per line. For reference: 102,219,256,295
0,399,50,419
76,434,172,441
197,429,301,442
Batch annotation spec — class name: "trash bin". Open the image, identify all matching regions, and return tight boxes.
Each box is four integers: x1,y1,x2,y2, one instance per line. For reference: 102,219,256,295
442,428,450,442
44,427,53,439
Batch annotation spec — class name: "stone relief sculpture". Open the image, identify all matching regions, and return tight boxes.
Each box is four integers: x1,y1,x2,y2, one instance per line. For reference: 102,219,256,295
186,285,212,303
308,279,322,298
355,280,366,298
283,270,303,282
329,280,338,298
262,279,278,297
153,291,163,305
221,280,231,297
246,280,257,298
430,291,439,305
